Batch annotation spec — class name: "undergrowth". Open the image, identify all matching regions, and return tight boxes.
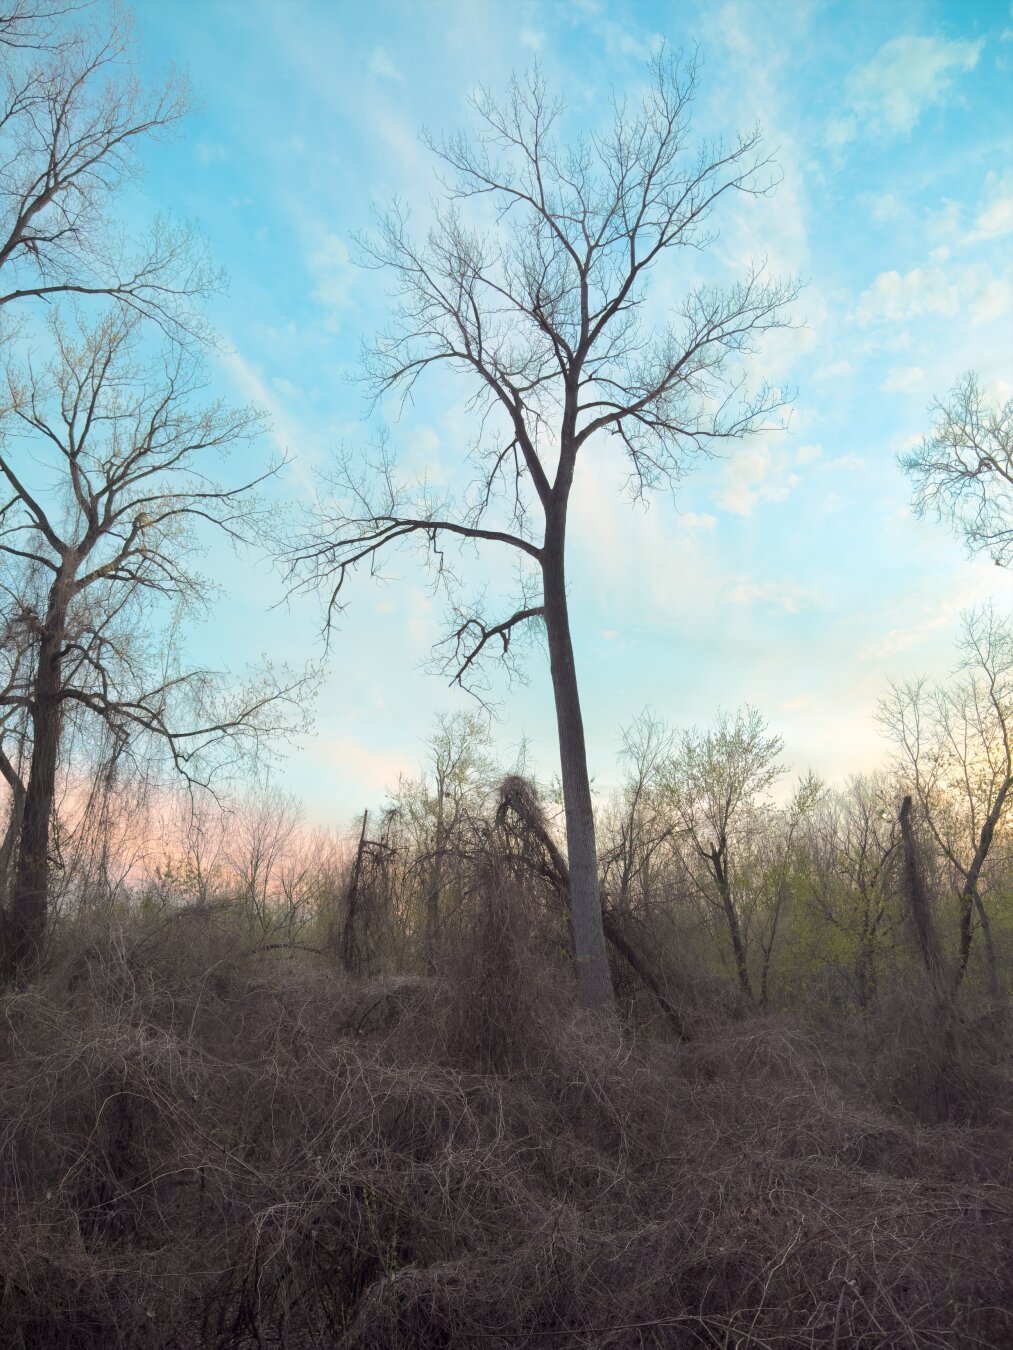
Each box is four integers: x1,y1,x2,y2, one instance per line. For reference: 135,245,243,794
1,886,1010,1349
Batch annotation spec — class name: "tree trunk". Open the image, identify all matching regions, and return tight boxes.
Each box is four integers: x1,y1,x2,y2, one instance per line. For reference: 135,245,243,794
709,845,753,1000
972,891,1000,999
4,582,70,979
424,796,446,976
342,810,368,974
955,776,1009,990
899,795,946,992
541,536,614,1014
854,897,878,1009
0,772,26,905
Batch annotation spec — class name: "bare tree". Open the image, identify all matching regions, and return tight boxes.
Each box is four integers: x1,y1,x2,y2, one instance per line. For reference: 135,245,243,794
0,2,209,343
394,710,496,971
754,770,822,1008
900,374,1012,566
0,309,305,976
0,2,81,53
662,705,784,999
292,54,799,1011
802,774,901,1008
878,606,1011,994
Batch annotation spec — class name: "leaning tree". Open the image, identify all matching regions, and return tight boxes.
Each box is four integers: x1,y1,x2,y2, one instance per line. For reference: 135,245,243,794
293,53,799,1011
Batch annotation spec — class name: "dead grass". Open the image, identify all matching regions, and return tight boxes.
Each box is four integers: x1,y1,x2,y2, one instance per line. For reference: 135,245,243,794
1,887,1010,1349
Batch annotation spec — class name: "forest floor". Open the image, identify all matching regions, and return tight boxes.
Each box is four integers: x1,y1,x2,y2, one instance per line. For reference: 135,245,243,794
1,903,1011,1349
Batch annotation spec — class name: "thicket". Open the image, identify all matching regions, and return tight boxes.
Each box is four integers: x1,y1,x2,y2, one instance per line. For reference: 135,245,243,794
0,750,1010,1349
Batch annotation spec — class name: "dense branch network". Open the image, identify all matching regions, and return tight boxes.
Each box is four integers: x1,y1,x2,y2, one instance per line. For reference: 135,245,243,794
900,374,1013,567
294,52,800,692
0,309,305,789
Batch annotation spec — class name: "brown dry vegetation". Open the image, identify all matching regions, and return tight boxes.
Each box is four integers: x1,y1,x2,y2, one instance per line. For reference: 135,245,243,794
1,862,1010,1350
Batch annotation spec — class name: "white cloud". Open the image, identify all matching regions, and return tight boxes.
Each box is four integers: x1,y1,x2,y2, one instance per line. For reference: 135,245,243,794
195,142,227,166
722,577,817,614
813,359,853,382
970,274,1012,323
855,267,959,323
519,26,545,51
368,46,402,80
867,192,905,224
680,511,717,530
831,35,983,143
881,365,925,394
965,172,1013,243
307,232,353,311
715,440,821,516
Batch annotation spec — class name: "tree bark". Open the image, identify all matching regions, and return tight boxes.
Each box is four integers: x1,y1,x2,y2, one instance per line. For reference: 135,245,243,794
972,892,1000,999
4,579,71,978
541,529,614,1014
955,776,1009,990
341,810,369,974
708,844,753,1000
899,795,946,992
424,792,446,976
0,762,26,906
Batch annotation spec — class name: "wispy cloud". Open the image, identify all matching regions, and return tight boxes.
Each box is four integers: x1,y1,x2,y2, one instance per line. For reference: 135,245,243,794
367,46,402,80
722,576,818,614
306,231,354,314
828,34,983,145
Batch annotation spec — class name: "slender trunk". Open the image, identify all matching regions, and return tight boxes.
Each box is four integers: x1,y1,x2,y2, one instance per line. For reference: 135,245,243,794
899,795,946,992
4,582,71,978
541,530,614,1014
709,845,753,1000
955,777,1009,989
758,879,786,1009
424,797,446,976
972,892,1000,998
0,775,26,904
342,810,368,973
854,895,878,1009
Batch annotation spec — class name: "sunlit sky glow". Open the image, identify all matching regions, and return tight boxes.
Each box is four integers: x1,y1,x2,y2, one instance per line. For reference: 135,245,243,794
125,0,1011,823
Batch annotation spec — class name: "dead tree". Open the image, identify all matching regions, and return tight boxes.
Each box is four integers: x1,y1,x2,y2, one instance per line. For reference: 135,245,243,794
496,775,688,1039
898,795,946,991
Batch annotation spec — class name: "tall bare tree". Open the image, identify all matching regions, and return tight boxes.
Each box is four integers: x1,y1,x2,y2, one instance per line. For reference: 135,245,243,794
878,606,1011,994
292,54,799,1011
0,310,303,976
900,374,1012,567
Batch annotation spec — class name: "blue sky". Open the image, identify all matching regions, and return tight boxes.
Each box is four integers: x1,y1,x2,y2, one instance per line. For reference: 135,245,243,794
124,0,1011,822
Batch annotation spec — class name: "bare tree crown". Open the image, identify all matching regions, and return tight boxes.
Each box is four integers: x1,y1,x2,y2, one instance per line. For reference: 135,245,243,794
0,3,214,342
294,52,800,688
900,373,1013,567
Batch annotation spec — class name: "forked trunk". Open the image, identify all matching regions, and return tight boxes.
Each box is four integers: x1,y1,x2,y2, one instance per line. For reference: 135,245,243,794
711,848,753,1000
541,538,614,1014
955,777,1009,993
